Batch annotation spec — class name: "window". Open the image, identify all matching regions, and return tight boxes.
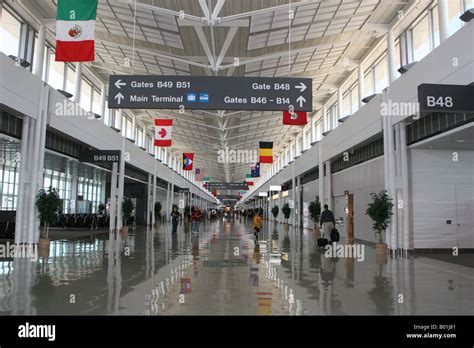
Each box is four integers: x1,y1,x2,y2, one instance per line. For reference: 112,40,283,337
0,163,19,210
432,7,440,48
342,92,350,117
0,8,21,57
364,70,373,97
137,127,144,147
412,14,431,62
80,79,92,111
447,0,463,36
48,51,65,90
350,85,359,114
65,64,75,94
103,100,110,125
43,169,72,213
374,56,388,93
305,129,311,149
92,89,101,115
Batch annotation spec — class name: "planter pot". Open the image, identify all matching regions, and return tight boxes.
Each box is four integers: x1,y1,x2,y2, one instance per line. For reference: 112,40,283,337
121,226,129,238
38,238,50,257
375,243,388,254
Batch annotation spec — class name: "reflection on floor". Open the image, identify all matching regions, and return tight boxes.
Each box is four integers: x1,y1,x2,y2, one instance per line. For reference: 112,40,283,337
0,219,473,315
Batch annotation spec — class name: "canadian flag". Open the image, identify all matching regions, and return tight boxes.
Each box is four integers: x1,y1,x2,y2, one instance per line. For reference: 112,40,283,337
154,119,172,147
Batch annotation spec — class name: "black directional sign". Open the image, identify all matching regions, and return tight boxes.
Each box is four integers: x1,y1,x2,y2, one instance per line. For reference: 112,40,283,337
205,182,249,190
79,150,120,163
418,84,474,114
108,75,312,112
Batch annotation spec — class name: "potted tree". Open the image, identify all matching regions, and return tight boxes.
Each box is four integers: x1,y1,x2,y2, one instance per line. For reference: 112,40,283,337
282,203,291,225
154,201,162,226
36,187,62,254
121,197,135,235
98,203,105,214
309,198,321,231
271,206,279,222
366,190,393,254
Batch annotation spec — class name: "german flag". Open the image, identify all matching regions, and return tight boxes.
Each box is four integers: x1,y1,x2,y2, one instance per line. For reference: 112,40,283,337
259,142,273,163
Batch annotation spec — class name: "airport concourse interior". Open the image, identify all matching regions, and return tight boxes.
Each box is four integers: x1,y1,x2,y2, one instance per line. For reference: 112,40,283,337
0,0,473,317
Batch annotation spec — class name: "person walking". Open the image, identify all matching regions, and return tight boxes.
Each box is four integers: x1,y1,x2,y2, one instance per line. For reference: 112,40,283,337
191,206,202,233
171,206,180,234
252,211,263,243
319,204,335,239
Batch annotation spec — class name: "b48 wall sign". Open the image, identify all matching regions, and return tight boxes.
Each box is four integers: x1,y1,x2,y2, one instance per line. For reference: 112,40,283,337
108,75,313,112
418,84,474,115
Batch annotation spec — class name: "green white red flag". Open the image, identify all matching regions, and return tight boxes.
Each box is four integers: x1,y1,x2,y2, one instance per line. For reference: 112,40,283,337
55,0,98,62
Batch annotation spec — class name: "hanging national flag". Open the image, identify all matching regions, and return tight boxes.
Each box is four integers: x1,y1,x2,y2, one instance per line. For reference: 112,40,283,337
55,0,98,62
195,168,205,181
283,111,308,125
259,142,273,163
245,174,254,186
154,119,172,147
183,153,194,171
203,177,210,182
251,162,260,177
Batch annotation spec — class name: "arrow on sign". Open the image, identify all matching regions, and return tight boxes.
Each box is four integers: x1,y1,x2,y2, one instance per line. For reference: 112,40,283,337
115,92,124,105
295,82,307,92
114,79,126,89
296,96,306,108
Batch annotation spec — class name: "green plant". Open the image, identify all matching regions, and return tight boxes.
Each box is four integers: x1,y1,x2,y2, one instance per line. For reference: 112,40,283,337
35,187,62,240
98,203,105,213
282,203,291,221
154,202,162,219
366,190,394,243
122,198,135,226
271,206,279,218
309,197,321,224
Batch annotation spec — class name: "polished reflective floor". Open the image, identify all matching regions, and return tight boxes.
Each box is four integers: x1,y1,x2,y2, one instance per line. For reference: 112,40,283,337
1,219,473,315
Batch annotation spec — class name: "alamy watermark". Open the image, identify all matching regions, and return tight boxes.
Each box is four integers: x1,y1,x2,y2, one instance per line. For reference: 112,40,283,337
54,100,96,120
324,242,365,262
217,147,258,164
0,242,38,262
380,100,420,118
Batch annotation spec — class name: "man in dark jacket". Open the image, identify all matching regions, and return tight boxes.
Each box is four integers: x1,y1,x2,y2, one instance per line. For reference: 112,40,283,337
319,204,335,238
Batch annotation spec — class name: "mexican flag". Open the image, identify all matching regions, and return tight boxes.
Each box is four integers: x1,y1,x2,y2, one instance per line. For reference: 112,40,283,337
245,174,254,186
55,0,98,62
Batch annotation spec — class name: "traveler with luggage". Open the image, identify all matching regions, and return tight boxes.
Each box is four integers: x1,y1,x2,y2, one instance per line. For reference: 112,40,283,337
252,211,263,243
318,204,336,247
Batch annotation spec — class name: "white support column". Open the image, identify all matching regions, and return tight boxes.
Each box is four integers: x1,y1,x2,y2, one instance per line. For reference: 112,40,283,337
73,62,82,104
34,24,46,79
165,182,170,221
99,84,106,121
152,158,157,225
15,117,30,244
399,123,410,253
147,174,152,226
438,0,450,43
116,138,126,230
387,29,397,85
292,162,296,226
325,160,332,210
296,175,301,228
387,109,397,253
109,162,118,232
358,64,365,109
382,90,391,250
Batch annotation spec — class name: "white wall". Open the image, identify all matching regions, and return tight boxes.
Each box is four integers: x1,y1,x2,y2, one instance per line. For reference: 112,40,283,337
409,149,474,249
